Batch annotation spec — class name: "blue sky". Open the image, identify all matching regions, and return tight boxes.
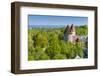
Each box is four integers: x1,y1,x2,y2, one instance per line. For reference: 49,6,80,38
28,15,88,27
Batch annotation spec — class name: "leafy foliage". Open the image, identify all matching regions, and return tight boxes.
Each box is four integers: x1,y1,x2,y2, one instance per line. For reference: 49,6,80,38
76,25,88,36
28,25,88,60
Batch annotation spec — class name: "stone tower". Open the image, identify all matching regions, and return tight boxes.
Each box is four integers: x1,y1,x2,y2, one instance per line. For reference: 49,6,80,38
64,24,77,43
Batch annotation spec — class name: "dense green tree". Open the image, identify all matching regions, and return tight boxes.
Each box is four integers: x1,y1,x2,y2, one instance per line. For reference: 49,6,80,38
34,46,50,60
45,44,61,59
53,53,66,59
28,25,87,60
58,33,64,40
76,25,88,36
38,52,50,60
34,33,48,48
75,42,84,58
60,41,68,55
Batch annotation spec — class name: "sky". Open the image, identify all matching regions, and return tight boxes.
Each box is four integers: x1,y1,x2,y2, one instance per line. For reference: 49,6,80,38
28,15,88,28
